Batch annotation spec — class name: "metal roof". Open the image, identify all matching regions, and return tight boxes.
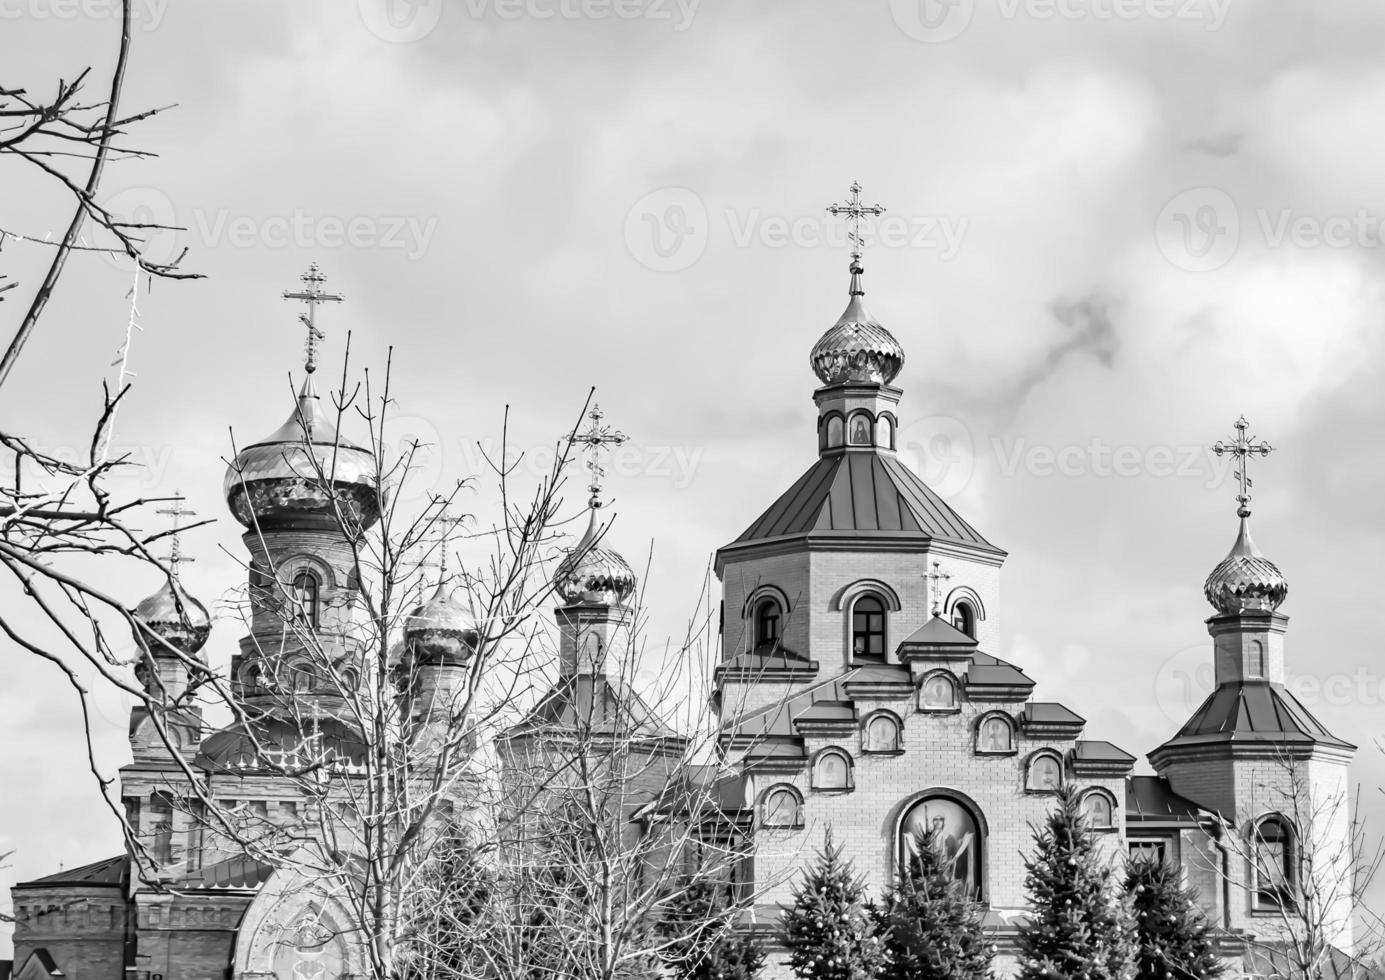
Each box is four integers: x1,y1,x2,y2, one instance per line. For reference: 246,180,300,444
504,674,679,741
18,854,125,888
1164,682,1353,750
1125,775,1207,825
1022,702,1085,726
728,452,1002,552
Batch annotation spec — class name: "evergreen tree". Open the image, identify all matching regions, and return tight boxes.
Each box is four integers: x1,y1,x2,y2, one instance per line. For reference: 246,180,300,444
662,875,766,980
879,829,994,980
1017,786,1135,980
782,829,887,980
1125,859,1222,980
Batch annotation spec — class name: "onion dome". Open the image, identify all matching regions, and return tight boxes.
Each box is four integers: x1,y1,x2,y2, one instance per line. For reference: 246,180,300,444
554,504,636,606
404,582,479,666
223,376,379,531
810,261,905,386
133,578,211,656
1204,517,1288,615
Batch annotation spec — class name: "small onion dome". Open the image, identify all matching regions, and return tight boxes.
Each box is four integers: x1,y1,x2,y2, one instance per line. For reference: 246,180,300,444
554,505,636,606
404,582,479,666
223,376,379,531
810,261,905,386
133,578,211,656
1204,517,1288,615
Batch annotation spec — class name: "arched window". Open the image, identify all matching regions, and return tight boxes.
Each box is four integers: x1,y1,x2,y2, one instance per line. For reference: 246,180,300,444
900,794,984,900
1082,790,1115,830
150,791,175,865
848,412,872,446
1253,815,1295,908
863,712,902,753
951,601,977,639
851,595,886,662
876,415,895,449
812,749,853,791
1248,639,1265,679
289,660,314,694
1026,752,1062,793
754,598,781,648
826,415,845,449
292,570,320,628
760,785,804,829
976,714,1014,754
918,672,958,711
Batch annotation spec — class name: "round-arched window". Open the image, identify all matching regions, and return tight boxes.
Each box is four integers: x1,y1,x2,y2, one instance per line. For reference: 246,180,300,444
848,413,872,446
1253,815,1295,907
976,715,1014,754
1082,790,1115,830
826,415,845,449
1027,753,1062,792
900,795,983,899
863,713,902,753
851,595,886,662
951,601,977,639
761,786,803,829
754,598,782,648
918,672,957,711
292,570,320,628
813,750,852,791
876,415,895,449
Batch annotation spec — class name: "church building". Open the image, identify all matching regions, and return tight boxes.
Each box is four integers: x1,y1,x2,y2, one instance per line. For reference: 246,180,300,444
6,187,1361,979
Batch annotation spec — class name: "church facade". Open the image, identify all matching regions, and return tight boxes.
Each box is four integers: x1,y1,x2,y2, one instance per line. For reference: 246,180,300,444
7,204,1361,978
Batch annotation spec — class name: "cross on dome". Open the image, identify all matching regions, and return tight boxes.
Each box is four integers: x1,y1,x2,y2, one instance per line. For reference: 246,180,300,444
282,263,344,374
155,491,197,583
826,180,886,264
568,404,628,508
1212,415,1273,518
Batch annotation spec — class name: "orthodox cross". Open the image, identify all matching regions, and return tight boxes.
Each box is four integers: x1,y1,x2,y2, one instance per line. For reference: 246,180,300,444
422,505,466,585
1212,415,1273,518
282,263,343,374
155,491,196,582
568,404,628,507
826,180,886,262
924,560,951,618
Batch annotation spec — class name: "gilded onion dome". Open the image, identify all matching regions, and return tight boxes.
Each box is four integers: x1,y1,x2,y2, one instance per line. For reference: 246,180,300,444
554,504,636,606
404,582,479,666
133,577,212,656
810,261,905,386
1204,517,1288,615
223,376,379,530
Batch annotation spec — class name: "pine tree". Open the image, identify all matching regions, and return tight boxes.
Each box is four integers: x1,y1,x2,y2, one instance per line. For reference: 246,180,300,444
782,829,887,980
1018,786,1135,980
1125,859,1222,980
662,875,766,980
879,829,994,980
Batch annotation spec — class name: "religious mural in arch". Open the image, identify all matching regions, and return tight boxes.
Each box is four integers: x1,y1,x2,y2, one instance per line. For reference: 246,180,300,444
900,796,982,900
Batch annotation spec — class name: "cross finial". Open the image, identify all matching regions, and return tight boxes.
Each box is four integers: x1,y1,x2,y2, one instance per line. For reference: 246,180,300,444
282,263,344,374
567,404,628,508
924,560,952,618
155,491,197,582
826,180,886,265
1212,415,1273,518
422,503,466,586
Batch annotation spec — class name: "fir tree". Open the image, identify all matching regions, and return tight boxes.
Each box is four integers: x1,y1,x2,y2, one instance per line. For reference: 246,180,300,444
661,875,766,980
1017,786,1135,980
879,829,994,980
782,829,887,980
1125,859,1222,980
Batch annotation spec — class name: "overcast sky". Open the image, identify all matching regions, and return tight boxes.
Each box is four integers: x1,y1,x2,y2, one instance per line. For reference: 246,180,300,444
4,0,1385,950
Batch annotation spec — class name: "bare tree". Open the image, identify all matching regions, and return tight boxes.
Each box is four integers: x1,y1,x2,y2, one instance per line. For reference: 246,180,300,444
1192,750,1383,980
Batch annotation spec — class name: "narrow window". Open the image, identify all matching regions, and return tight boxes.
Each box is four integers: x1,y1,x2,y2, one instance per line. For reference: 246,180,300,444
1254,816,1295,908
292,570,320,628
852,596,886,662
754,599,781,648
952,601,977,638
150,792,175,865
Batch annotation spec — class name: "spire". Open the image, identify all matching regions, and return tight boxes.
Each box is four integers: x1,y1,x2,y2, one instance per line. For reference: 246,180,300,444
826,180,885,269
155,491,197,584
555,404,635,607
1212,414,1273,519
567,403,628,510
